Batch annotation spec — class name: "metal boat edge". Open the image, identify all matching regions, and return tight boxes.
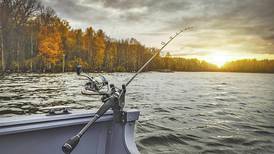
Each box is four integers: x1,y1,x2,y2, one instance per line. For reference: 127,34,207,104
0,109,140,154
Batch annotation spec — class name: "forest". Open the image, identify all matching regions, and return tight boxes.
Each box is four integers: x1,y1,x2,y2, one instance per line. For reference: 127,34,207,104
1,0,273,73
222,59,274,73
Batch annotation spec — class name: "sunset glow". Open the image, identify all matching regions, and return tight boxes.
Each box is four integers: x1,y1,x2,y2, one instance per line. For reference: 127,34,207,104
205,53,231,67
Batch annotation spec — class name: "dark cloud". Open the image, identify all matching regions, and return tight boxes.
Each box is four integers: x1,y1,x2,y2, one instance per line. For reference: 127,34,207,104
42,0,90,16
99,0,144,10
91,0,192,23
264,35,274,41
119,12,148,22
41,0,108,24
162,0,274,34
145,0,191,12
98,0,191,12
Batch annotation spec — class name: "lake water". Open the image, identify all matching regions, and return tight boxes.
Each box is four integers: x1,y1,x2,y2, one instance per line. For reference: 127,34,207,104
0,72,274,153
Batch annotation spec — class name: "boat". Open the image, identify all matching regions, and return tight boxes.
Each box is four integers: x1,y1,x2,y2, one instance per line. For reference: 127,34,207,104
0,29,187,154
0,68,141,154
0,107,140,154
0,65,141,154
0,64,141,154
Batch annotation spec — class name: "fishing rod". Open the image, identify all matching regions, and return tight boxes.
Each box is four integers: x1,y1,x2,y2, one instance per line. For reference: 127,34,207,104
62,27,192,154
125,27,192,87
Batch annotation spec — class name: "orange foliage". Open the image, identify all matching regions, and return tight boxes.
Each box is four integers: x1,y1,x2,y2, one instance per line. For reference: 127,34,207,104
38,25,63,64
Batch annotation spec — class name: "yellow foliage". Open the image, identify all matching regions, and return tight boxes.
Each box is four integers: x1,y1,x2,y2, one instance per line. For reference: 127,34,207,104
94,30,105,69
38,25,63,64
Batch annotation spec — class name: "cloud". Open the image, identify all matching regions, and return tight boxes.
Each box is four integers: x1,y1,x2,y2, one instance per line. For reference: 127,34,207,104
40,0,274,57
264,35,274,41
98,0,191,12
99,0,144,10
41,0,112,27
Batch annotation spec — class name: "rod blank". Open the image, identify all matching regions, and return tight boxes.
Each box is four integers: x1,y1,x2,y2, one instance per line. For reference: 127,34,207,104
125,27,192,87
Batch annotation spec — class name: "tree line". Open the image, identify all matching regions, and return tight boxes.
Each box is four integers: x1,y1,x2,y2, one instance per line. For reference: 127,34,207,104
222,59,274,73
0,0,273,74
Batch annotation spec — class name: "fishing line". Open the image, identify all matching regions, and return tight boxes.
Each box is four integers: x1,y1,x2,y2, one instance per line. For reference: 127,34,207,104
125,27,193,87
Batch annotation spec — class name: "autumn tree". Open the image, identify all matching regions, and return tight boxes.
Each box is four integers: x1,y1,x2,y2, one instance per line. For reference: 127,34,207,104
93,29,105,70
38,20,63,70
103,38,117,71
83,27,95,69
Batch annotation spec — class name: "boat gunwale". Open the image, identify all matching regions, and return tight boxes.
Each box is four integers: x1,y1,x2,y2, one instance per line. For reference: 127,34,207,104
0,109,140,136
0,110,106,127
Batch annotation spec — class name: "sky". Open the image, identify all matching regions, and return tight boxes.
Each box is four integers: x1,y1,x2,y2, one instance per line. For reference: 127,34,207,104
41,0,274,66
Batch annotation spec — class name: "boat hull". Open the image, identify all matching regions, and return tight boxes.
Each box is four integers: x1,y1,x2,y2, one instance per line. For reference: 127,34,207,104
0,110,140,154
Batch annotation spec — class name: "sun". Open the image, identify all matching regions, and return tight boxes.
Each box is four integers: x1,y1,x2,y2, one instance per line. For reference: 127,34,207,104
206,53,231,67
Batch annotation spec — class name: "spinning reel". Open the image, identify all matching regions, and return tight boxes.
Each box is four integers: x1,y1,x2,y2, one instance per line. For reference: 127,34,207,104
76,65,125,108
76,65,109,95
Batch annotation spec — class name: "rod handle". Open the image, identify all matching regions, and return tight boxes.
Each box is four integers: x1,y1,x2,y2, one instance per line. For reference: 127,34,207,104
62,135,80,154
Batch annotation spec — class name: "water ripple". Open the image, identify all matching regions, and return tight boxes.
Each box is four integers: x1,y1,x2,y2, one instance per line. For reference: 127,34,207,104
1,72,274,153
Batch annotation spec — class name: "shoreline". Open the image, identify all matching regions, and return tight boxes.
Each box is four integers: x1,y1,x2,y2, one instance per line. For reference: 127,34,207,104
1,70,274,75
